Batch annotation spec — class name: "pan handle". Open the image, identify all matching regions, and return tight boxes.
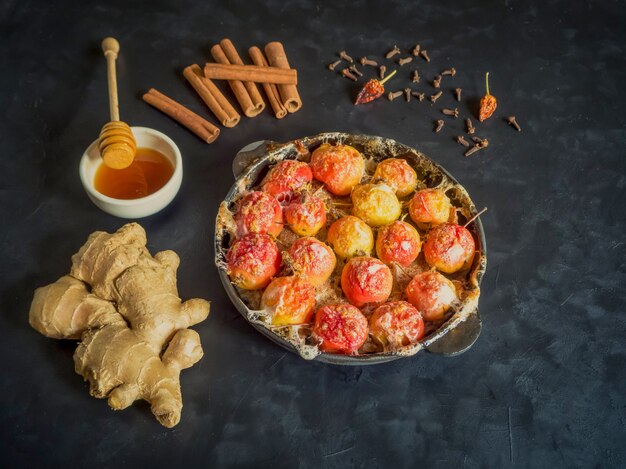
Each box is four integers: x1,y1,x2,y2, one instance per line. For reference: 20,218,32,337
232,140,274,179
424,311,482,356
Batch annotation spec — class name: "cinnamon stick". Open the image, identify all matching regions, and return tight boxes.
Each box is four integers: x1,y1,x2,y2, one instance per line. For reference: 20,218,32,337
219,39,265,117
183,64,240,127
248,46,287,119
264,42,302,113
203,63,297,85
211,44,262,118
142,88,219,143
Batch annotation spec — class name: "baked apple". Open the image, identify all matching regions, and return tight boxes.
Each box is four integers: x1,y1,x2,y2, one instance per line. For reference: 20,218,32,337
234,191,283,238
372,158,418,198
351,183,401,227
423,223,475,274
261,160,312,203
405,270,457,321
375,220,421,267
287,237,336,287
341,256,393,307
283,193,326,237
312,303,369,354
261,276,316,326
326,215,374,259
226,233,281,290
409,188,453,225
310,143,365,196
369,301,425,348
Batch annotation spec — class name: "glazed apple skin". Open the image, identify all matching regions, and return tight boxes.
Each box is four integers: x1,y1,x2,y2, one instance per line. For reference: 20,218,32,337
351,183,402,227
234,191,283,238
423,223,475,274
261,276,316,326
287,237,337,287
369,301,425,348
375,221,421,267
341,256,393,307
261,160,313,203
226,233,282,290
326,215,374,259
283,194,327,237
312,303,369,354
372,158,418,198
310,143,365,196
405,270,457,321
409,189,453,226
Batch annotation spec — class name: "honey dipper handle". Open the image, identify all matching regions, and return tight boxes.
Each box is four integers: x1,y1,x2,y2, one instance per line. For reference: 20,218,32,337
101,37,120,121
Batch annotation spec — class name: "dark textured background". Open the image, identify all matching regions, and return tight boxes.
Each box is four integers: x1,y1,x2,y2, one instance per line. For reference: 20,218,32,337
1,0,625,467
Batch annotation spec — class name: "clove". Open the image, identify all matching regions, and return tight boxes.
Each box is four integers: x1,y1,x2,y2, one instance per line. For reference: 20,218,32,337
433,75,442,88
434,119,445,132
430,90,443,103
454,87,462,101
327,60,341,71
506,116,522,132
456,136,470,147
379,65,387,80
464,145,482,157
442,107,459,118
472,136,489,147
404,88,411,102
398,56,413,66
465,117,475,134
388,90,404,101
348,64,363,77
341,68,358,81
339,50,354,63
411,91,425,101
385,45,401,59
411,44,421,56
464,139,488,156
420,49,430,62
411,70,420,83
360,56,378,67
441,67,456,76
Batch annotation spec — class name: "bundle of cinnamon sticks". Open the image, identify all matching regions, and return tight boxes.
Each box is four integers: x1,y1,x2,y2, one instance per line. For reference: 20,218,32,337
143,39,301,144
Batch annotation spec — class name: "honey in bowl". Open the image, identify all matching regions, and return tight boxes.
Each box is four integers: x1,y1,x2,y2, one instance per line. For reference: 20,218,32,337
94,147,174,199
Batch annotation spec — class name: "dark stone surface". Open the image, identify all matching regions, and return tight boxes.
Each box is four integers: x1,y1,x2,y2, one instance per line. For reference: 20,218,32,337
1,0,624,467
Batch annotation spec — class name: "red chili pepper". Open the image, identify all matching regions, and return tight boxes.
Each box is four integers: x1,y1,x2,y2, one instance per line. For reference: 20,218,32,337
478,72,497,122
354,70,397,105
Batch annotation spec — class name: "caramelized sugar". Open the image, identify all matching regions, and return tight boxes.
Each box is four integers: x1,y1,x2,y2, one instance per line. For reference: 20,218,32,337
94,147,174,199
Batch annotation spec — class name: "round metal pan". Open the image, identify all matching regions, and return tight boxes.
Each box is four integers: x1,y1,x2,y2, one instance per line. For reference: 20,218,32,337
215,132,487,365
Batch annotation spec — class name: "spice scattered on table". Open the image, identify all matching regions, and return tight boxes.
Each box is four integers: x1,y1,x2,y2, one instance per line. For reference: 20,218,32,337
433,75,442,88
387,90,403,101
466,117,475,134
385,45,401,59
442,107,459,118
434,119,444,132
412,70,420,83
339,50,354,63
506,116,522,131
456,135,470,146
478,72,497,122
354,70,397,104
411,91,425,101
411,44,421,56
430,90,443,103
379,65,387,80
420,49,430,62
360,57,377,67
341,68,358,81
404,88,411,102
327,60,341,71
348,64,363,77
441,68,456,77
454,87,462,101
398,57,413,66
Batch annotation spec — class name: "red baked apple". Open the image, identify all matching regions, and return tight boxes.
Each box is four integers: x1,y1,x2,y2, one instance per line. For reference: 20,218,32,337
341,256,393,307
287,237,337,287
375,220,421,267
310,143,365,196
369,301,425,348
226,233,281,290
261,160,313,203
283,193,326,237
409,189,453,226
260,276,316,326
234,191,283,238
423,223,475,274
312,303,369,354
372,158,418,198
405,270,457,321
326,215,374,259
351,183,402,227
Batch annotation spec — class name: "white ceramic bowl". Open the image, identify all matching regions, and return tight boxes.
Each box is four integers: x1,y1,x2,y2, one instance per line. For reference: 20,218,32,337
79,126,183,218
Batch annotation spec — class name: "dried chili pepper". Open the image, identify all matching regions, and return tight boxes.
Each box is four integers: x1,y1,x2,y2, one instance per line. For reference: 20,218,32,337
478,72,497,122
354,70,397,104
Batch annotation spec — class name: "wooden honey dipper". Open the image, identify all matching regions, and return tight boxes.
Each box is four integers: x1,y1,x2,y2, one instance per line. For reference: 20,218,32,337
99,37,136,169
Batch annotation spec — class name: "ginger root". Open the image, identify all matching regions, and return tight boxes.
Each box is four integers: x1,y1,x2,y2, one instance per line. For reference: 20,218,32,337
29,223,210,427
